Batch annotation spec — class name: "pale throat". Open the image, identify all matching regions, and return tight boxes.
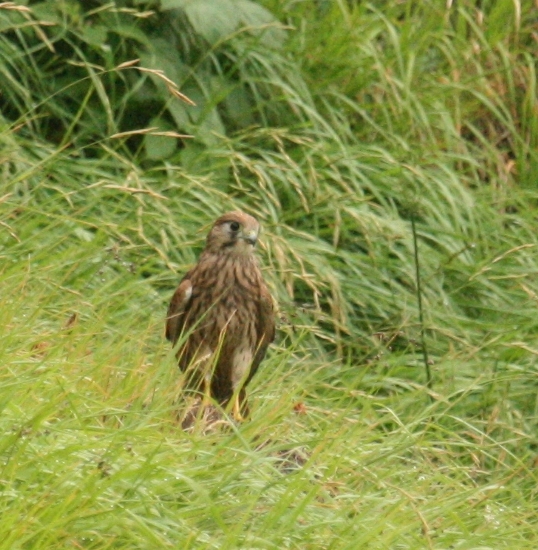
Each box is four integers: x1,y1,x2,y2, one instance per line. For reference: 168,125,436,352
233,240,256,256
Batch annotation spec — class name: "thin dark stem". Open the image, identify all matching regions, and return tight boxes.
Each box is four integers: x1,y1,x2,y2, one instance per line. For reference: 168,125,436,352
411,214,433,393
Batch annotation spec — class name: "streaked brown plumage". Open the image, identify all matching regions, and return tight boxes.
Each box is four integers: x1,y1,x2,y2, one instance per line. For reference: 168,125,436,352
166,211,275,420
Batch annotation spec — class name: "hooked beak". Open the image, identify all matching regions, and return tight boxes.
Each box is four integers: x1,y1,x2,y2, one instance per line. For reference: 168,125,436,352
242,229,258,246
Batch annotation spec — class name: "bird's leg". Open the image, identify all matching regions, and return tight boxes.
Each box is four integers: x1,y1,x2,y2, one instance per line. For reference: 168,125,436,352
229,387,249,422
202,374,212,406
231,393,244,422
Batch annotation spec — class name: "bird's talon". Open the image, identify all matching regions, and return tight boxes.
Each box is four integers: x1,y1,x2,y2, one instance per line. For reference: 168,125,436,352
232,396,245,422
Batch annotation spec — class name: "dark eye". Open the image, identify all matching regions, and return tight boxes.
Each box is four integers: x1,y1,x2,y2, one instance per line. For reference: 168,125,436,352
229,221,240,232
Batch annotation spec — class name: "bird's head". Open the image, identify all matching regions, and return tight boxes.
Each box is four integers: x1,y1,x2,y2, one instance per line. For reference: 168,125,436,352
206,211,260,256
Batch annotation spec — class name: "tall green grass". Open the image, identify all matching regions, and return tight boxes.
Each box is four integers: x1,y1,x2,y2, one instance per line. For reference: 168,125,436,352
1,1,537,548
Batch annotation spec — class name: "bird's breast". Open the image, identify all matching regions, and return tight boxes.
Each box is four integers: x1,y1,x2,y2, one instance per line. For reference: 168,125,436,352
190,258,260,339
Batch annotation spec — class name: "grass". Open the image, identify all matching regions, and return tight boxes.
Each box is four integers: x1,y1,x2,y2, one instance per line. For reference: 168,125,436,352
1,0,538,548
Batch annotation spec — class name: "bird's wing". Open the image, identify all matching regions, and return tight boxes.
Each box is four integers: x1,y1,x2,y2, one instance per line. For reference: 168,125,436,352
165,274,193,344
248,284,276,382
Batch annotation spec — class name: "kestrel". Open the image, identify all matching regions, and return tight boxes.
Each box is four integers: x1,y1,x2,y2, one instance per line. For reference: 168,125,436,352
166,211,275,421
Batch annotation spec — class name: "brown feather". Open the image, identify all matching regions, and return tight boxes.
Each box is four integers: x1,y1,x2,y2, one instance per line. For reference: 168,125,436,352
165,276,193,343
166,211,275,413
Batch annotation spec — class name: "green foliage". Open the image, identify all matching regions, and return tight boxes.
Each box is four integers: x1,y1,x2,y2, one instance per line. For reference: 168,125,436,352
1,0,538,548
0,0,290,158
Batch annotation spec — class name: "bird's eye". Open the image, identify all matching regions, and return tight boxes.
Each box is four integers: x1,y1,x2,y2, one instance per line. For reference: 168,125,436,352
229,221,240,232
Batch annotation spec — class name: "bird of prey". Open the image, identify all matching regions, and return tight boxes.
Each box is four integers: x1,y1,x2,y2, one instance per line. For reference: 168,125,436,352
166,211,275,421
